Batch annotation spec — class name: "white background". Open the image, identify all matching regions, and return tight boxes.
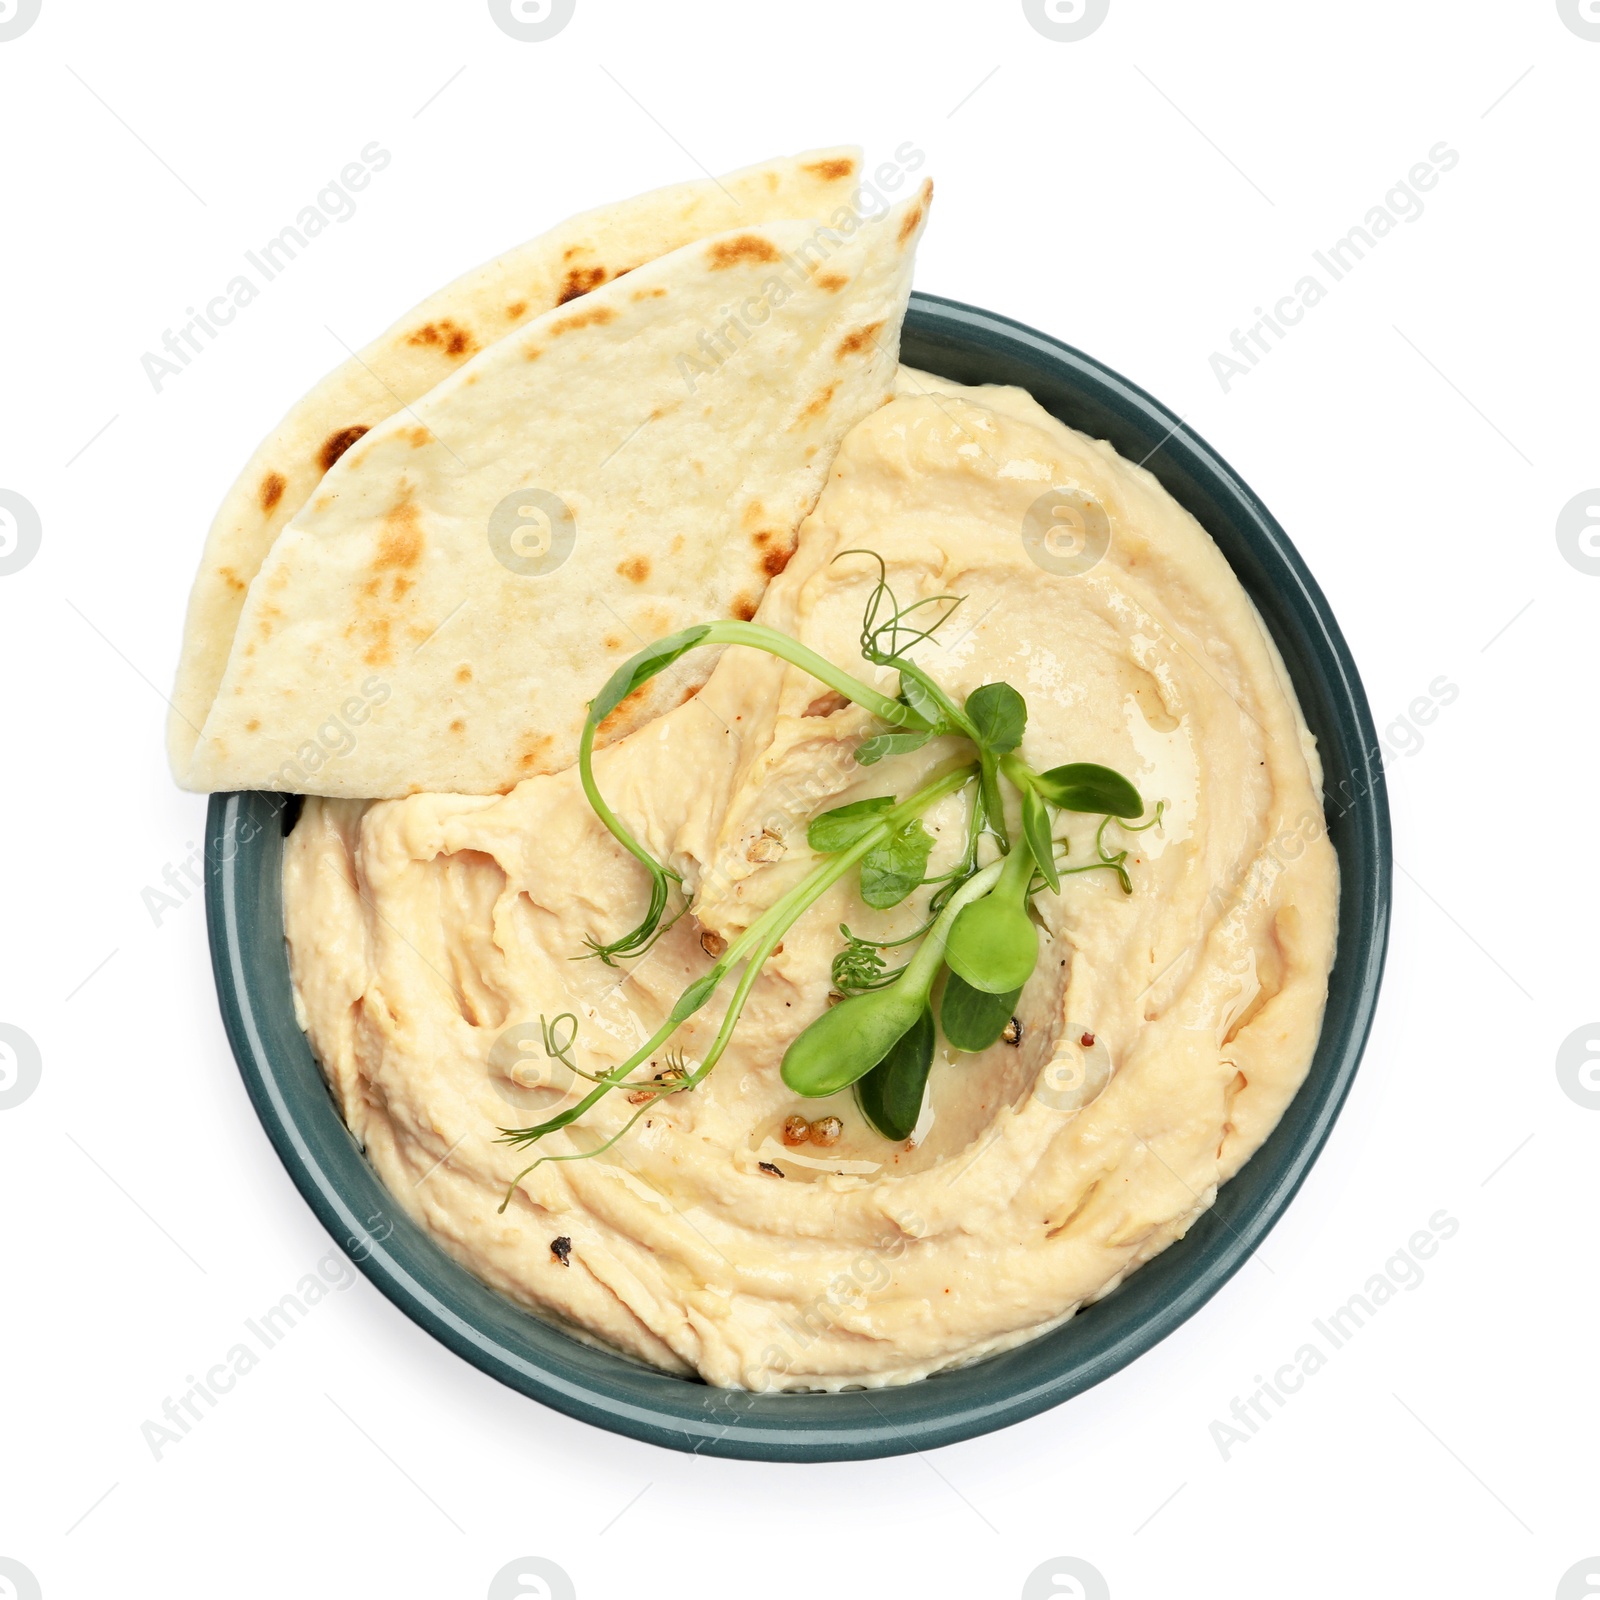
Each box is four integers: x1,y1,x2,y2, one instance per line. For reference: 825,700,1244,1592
1,2,1595,1597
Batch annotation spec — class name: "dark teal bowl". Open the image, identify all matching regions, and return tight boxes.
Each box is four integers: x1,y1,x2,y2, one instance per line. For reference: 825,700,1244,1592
205,292,1390,1462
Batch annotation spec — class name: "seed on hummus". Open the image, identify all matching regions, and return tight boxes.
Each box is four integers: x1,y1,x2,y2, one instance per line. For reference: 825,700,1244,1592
550,1236,572,1266
782,1114,811,1146
758,1161,785,1178
809,1116,843,1147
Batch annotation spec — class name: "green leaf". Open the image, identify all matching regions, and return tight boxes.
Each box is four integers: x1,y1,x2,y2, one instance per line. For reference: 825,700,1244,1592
854,728,935,767
854,1006,935,1141
939,973,1022,1053
859,820,935,910
1021,784,1059,893
894,662,947,731
1031,762,1143,817
944,844,1039,994
807,796,896,854
965,682,1027,755
669,970,722,1024
781,986,926,1098
590,626,712,723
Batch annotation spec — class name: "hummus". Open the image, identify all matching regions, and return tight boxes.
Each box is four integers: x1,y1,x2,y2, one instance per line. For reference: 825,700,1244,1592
283,373,1339,1389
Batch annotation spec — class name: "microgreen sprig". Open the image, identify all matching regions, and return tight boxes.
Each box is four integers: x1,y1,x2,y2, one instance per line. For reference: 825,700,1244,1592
496,762,977,1205
498,559,1162,1186
576,615,935,964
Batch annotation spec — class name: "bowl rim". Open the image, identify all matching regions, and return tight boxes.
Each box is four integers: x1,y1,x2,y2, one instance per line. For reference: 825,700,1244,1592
204,291,1391,1462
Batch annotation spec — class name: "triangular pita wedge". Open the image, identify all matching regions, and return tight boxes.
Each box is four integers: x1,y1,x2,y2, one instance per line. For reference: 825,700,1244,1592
182,182,932,798
167,147,867,776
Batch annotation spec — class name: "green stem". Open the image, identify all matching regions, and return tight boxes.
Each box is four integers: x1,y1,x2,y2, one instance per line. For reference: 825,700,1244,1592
897,856,1006,989
577,621,931,963
705,622,917,727
496,763,976,1201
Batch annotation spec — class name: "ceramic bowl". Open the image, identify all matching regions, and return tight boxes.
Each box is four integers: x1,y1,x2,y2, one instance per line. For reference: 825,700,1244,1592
204,292,1391,1461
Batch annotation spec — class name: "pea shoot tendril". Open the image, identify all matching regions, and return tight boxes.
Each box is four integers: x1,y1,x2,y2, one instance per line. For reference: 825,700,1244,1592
494,563,1161,1195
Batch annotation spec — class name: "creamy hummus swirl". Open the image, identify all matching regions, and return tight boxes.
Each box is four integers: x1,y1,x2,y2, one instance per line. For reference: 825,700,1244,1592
284,373,1338,1388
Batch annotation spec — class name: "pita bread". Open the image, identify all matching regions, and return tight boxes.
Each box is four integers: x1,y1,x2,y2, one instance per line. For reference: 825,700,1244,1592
181,183,932,798
167,147,866,776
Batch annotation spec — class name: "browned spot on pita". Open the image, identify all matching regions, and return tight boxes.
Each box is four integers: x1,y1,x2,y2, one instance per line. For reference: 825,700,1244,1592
761,542,795,577
802,383,837,418
245,718,261,732
360,576,380,598
678,684,700,705
506,300,527,319
374,500,423,572
596,690,648,737
563,246,580,261
740,501,767,531
732,594,759,622
360,617,393,667
218,565,245,593
259,472,286,513
391,576,413,599
816,272,847,291
803,157,855,181
709,235,781,269
408,319,476,357
551,304,617,335
455,664,472,684
516,733,554,770
524,347,542,362
449,719,464,734
617,555,650,584
837,321,884,358
603,634,623,651
558,265,608,304
407,427,430,449
318,426,370,473
897,205,924,245
632,285,667,301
